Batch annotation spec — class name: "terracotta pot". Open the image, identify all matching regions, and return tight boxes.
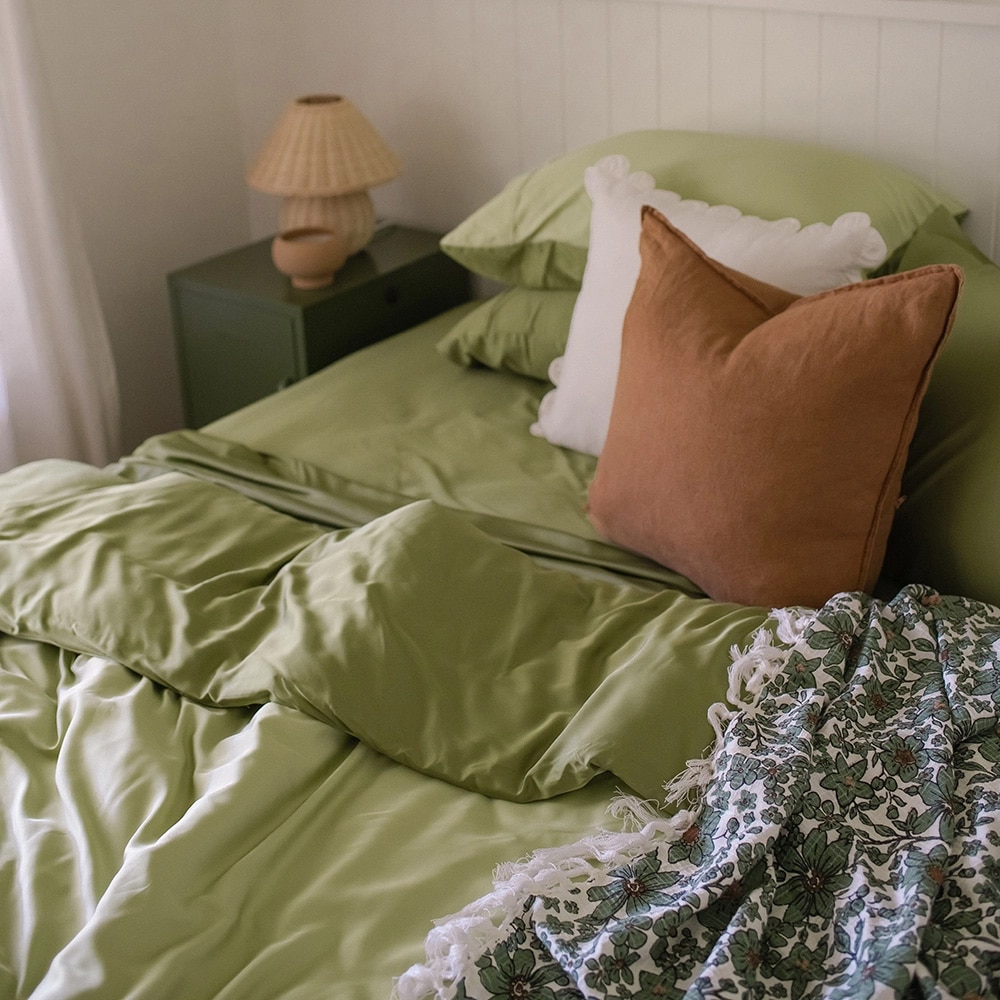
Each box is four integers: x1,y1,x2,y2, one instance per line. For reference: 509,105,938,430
271,227,348,289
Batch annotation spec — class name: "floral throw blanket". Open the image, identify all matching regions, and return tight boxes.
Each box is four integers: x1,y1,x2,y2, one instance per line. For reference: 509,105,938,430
397,585,1000,1000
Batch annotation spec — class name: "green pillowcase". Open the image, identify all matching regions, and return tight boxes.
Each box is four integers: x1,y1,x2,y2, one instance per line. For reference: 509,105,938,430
436,287,576,381
442,129,965,289
884,207,1000,608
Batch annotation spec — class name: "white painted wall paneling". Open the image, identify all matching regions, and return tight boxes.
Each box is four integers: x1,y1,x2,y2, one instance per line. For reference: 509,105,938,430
231,0,1000,260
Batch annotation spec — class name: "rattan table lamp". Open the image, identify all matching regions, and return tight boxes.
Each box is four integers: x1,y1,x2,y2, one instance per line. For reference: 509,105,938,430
246,94,403,256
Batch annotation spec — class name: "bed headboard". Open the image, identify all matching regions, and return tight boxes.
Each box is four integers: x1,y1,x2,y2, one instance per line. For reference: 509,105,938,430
239,0,1000,262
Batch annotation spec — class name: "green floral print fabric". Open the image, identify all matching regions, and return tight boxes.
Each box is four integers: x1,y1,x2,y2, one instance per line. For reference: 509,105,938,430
399,585,1000,999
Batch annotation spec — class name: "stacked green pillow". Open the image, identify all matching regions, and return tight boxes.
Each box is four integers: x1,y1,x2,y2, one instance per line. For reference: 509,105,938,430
435,287,576,382
437,129,964,383
884,207,1000,608
441,129,964,290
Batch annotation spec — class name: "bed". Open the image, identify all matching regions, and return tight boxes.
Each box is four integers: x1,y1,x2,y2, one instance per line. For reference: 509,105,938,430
1,129,999,999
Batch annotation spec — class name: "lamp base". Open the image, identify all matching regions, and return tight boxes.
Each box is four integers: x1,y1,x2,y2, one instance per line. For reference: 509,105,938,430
279,191,376,255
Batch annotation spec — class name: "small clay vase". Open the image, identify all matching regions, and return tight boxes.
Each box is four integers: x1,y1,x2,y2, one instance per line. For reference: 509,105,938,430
271,227,348,289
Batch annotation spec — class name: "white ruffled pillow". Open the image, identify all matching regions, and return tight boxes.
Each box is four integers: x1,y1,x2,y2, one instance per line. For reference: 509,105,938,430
530,155,889,456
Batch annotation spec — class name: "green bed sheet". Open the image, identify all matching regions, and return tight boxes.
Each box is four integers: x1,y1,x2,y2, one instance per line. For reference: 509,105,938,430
0,309,771,997
205,305,610,552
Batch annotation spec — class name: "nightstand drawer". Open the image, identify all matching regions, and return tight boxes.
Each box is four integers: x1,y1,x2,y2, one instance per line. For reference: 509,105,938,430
300,249,470,371
169,225,472,426
176,294,301,427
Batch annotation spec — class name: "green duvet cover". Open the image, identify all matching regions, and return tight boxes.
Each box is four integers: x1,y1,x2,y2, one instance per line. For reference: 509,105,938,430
0,314,770,997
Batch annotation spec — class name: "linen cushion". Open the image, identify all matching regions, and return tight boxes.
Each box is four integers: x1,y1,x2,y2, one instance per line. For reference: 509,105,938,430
587,207,963,608
436,287,575,381
883,207,1000,607
531,155,888,457
441,129,966,289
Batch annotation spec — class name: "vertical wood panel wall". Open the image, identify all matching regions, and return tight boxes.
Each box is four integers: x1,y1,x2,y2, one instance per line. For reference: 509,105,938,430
237,0,1000,260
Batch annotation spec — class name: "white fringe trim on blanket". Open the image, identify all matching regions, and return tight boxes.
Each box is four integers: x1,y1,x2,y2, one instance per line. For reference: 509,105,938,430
393,607,815,1000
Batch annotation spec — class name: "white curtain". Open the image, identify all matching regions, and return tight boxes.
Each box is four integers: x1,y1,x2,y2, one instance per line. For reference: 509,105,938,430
0,0,119,473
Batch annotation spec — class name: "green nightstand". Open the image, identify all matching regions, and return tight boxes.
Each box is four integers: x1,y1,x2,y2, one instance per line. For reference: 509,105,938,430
169,224,472,426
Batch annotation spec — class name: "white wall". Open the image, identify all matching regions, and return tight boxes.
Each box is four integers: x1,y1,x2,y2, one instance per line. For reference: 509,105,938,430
239,0,1000,253
25,0,1000,452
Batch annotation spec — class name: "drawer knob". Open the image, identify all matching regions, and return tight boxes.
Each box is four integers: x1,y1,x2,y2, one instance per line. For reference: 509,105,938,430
383,285,401,306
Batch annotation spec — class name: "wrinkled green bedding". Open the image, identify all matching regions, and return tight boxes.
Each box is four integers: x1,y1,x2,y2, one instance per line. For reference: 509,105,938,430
0,313,771,996
0,457,765,804
0,632,625,998
0,446,766,997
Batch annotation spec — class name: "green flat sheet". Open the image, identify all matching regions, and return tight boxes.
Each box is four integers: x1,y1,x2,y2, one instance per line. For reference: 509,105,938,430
205,306,612,551
0,313,771,997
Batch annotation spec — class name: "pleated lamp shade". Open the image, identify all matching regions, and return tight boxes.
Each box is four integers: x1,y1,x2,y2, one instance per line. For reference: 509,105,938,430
247,95,403,255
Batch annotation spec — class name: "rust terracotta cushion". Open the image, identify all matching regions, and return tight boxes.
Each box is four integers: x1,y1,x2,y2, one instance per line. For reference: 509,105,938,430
588,206,963,608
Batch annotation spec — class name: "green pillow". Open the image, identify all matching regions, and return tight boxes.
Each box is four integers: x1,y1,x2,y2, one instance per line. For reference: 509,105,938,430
442,130,965,289
884,207,1000,607
435,287,576,381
